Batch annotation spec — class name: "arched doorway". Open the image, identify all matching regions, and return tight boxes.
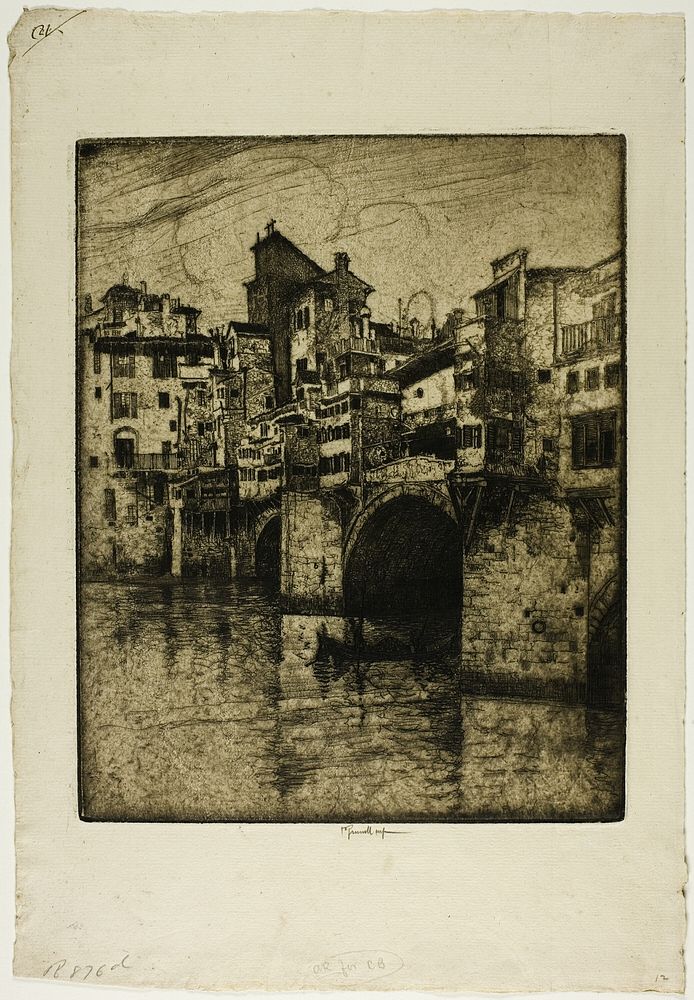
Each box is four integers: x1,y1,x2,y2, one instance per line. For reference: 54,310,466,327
587,601,625,710
256,515,281,587
113,428,138,468
344,494,461,618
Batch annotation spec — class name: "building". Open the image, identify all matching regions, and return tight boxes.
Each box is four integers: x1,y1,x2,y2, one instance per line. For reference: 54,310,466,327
79,280,211,576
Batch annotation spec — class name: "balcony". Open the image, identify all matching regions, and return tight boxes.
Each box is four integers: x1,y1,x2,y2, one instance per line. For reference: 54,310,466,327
560,314,620,357
402,403,456,429
377,334,414,355
332,336,381,357
119,452,182,471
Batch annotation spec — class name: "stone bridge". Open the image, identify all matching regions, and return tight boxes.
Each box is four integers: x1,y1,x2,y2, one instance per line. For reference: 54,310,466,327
232,454,623,702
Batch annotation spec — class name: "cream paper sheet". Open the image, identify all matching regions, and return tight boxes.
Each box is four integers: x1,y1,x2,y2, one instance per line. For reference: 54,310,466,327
9,7,686,993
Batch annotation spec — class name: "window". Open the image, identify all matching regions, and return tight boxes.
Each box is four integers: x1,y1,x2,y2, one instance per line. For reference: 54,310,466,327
571,411,617,468
585,367,600,391
303,306,310,328
265,394,274,409
296,426,310,439
113,348,135,378
94,387,102,399
104,488,116,522
197,389,206,405
296,309,304,330
126,504,137,526
112,392,137,418
455,368,479,391
153,480,165,504
567,371,579,394
415,387,424,399
162,441,171,455
114,437,135,468
350,396,361,410
169,419,177,432
296,358,308,374
89,456,99,468
341,400,349,414
93,349,101,374
158,392,170,409
198,421,205,436
324,297,333,312
342,422,351,439
461,424,483,448
487,418,522,454
542,437,555,454
153,352,175,378
605,362,621,388
205,421,213,432
537,369,551,384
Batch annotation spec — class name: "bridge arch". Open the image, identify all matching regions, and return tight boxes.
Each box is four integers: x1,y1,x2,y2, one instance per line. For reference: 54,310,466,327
255,511,281,585
343,484,461,616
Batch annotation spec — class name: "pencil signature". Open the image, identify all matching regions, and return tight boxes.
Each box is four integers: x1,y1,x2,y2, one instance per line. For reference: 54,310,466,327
340,823,409,841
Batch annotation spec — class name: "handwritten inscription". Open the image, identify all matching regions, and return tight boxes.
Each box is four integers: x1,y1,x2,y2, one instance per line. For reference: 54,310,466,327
312,950,404,984
340,823,409,841
23,11,87,58
43,953,132,981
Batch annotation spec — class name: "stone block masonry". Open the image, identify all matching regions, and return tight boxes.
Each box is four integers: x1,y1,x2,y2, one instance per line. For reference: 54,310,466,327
462,494,589,689
281,492,344,614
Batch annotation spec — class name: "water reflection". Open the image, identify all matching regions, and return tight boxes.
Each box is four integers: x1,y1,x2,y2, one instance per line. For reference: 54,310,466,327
79,580,624,822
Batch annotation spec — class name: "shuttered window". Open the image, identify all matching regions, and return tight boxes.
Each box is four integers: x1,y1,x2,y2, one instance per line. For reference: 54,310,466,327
571,411,617,468
113,348,135,378
104,488,116,522
112,392,138,418
461,424,483,448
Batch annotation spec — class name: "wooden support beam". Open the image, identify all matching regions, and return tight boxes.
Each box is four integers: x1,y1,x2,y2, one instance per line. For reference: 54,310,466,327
465,484,483,552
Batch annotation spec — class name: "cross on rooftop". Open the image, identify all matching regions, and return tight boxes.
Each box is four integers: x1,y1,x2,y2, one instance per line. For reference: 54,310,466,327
265,219,277,236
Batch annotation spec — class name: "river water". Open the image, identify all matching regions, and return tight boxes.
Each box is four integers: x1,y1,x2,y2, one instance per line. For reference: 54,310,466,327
79,580,625,822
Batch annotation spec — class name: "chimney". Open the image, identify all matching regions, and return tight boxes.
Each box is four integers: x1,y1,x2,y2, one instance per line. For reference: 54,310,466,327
334,252,350,276
84,293,92,315
140,280,147,295
162,293,170,315
360,306,371,339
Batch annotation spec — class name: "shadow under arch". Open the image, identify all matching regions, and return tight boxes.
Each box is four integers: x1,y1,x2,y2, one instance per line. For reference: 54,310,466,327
256,513,281,587
343,492,462,618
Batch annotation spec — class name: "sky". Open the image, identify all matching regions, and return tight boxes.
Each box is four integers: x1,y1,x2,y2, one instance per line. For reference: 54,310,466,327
77,135,623,330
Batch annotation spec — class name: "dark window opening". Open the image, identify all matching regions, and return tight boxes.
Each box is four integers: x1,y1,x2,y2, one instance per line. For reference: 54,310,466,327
571,411,617,469
89,456,99,468
94,387,102,399
159,392,170,408
460,424,483,449
537,369,551,384
605,362,621,388
112,392,138,419
585,367,600,391
104,488,116,521
169,419,177,432
567,371,579,394
114,437,135,468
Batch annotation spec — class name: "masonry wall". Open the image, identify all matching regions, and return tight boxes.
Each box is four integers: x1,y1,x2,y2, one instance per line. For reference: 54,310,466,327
462,494,590,692
281,493,344,613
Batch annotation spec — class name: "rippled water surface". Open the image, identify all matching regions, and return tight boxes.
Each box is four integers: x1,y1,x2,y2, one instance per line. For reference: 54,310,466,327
79,580,624,821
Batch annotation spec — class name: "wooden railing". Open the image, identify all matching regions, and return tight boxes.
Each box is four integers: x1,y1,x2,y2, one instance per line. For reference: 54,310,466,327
560,314,620,356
